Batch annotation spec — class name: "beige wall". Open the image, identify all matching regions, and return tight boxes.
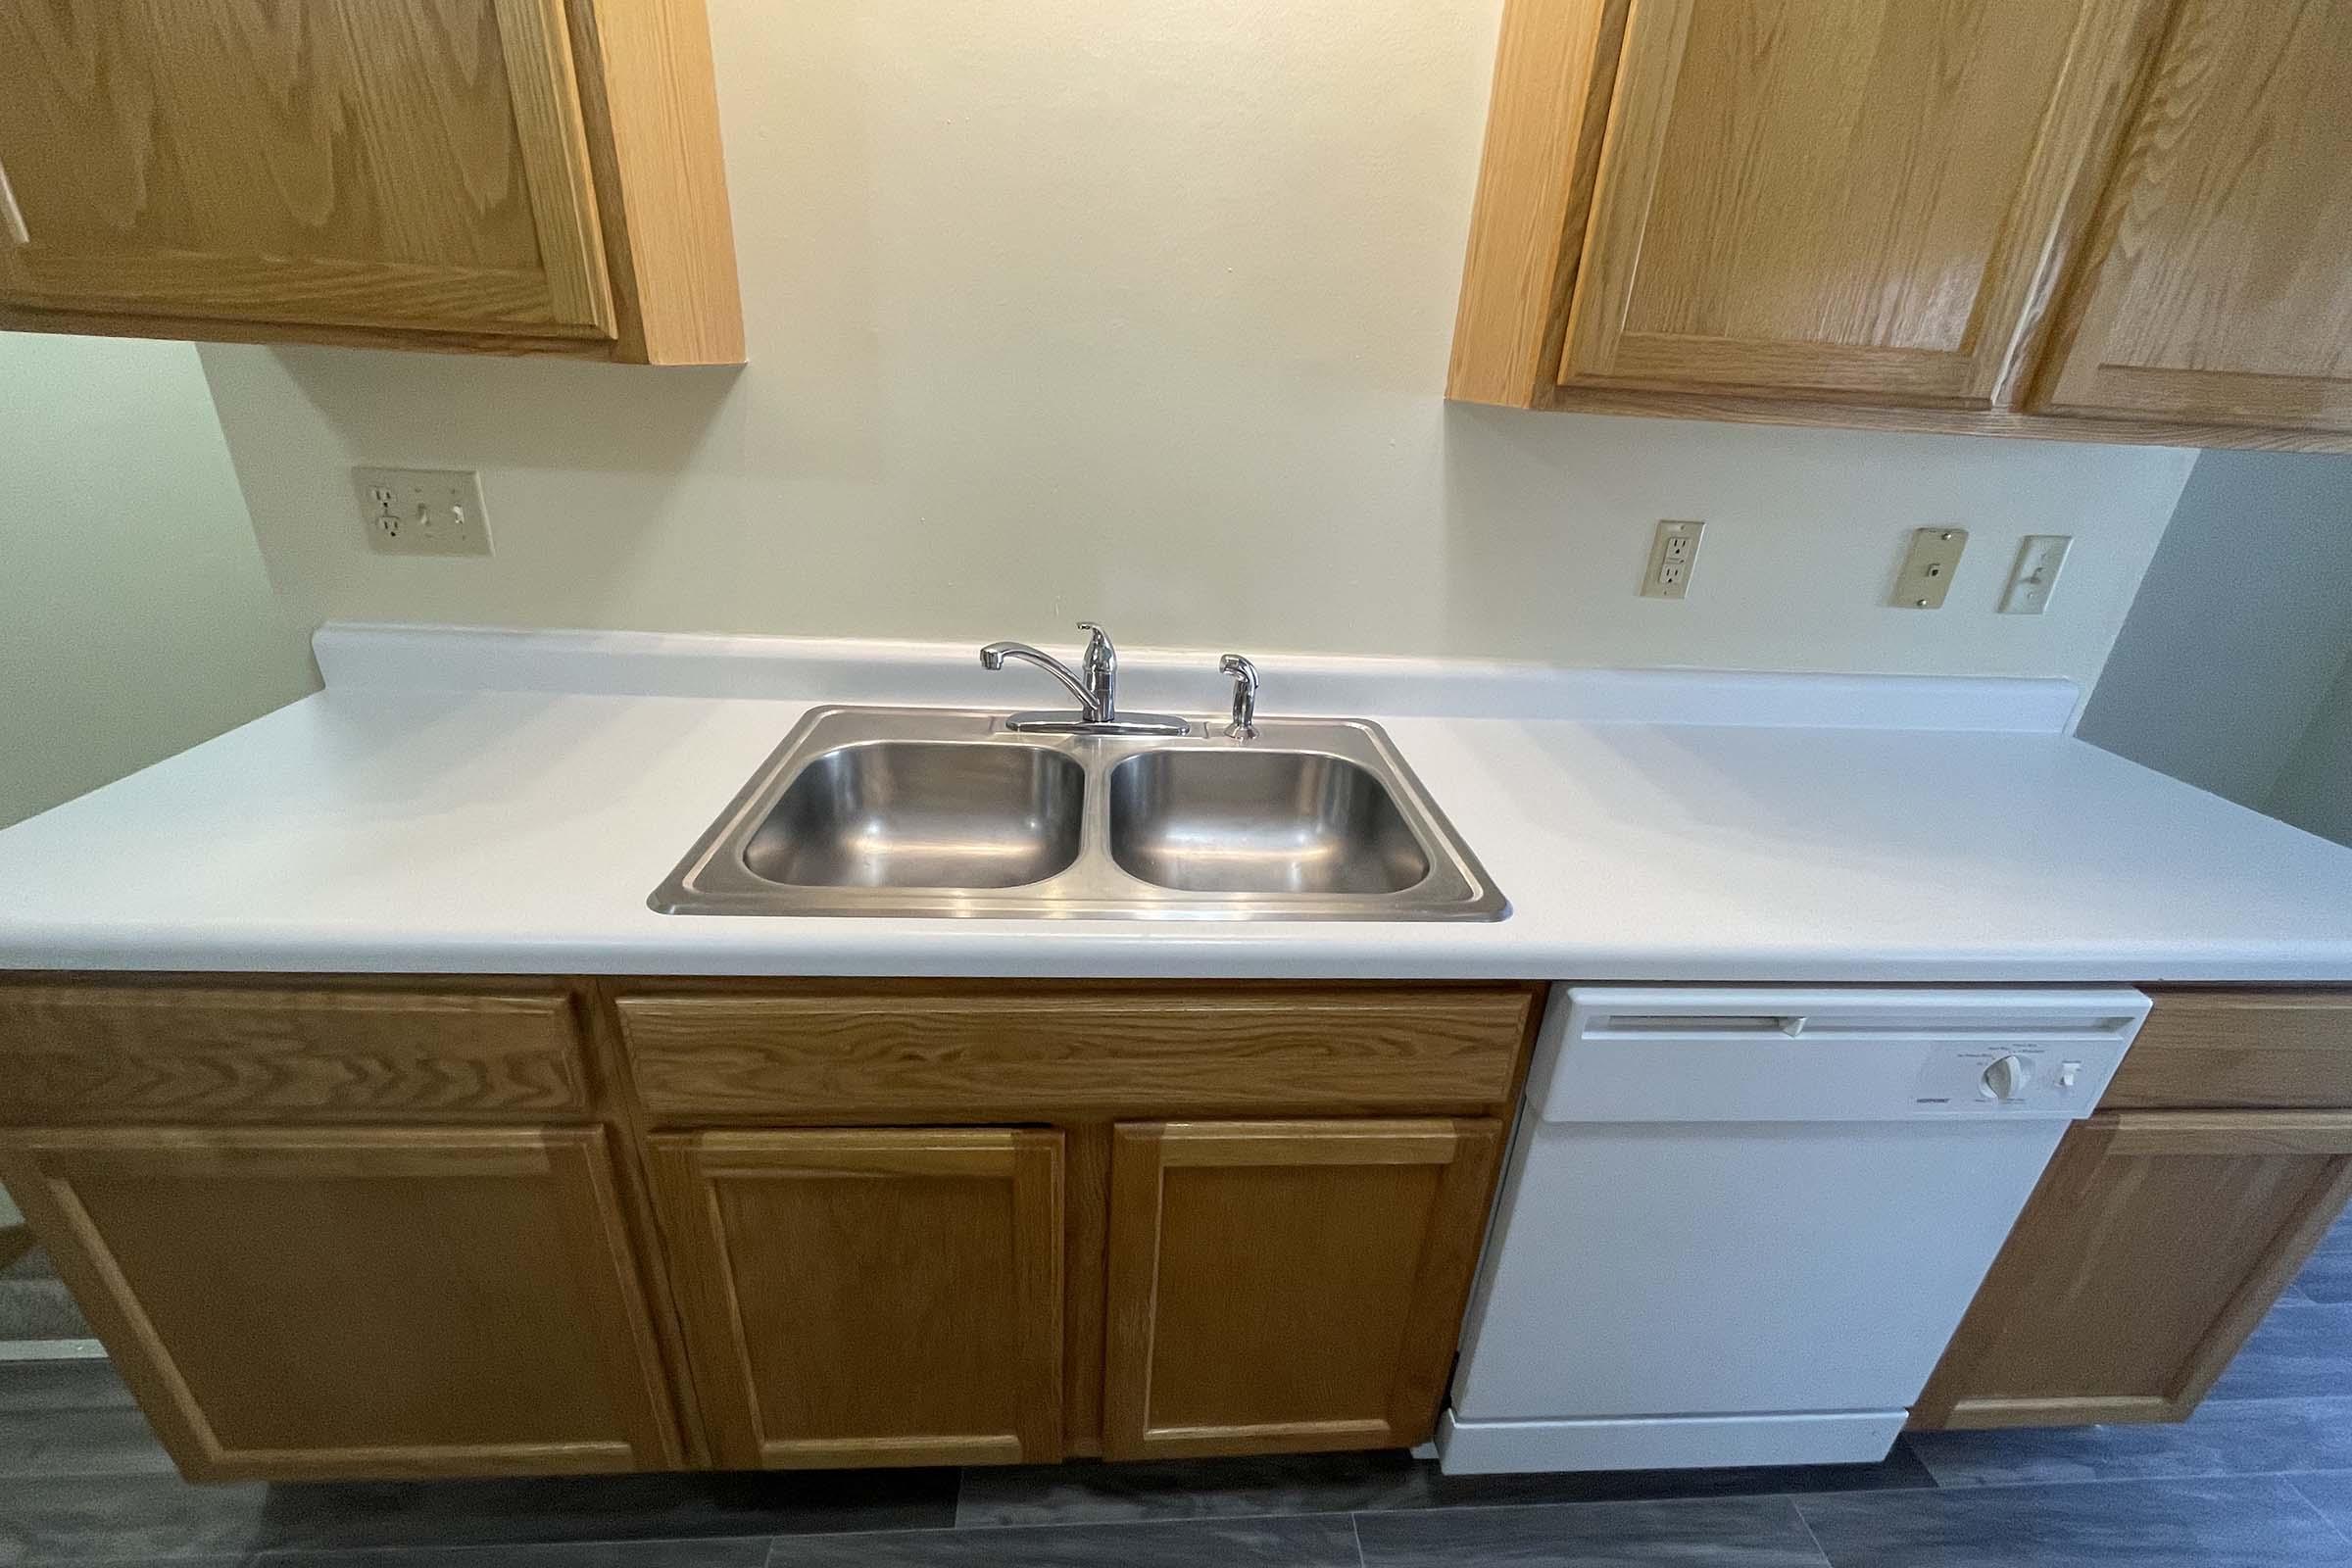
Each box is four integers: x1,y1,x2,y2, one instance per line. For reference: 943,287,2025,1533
203,0,2195,688
1,333,317,830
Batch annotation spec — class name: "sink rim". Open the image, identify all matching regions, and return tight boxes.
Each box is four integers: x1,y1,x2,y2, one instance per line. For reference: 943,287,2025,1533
650,704,1508,922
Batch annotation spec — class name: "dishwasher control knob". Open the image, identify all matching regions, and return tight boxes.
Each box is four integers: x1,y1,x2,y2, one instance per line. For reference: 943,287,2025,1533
1982,1054,2031,1101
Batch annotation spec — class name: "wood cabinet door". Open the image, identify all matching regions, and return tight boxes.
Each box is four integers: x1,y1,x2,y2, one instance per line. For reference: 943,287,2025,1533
0,0,613,339
2033,1,2352,431
1102,1118,1503,1460
0,1125,681,1480
1560,0,2160,404
649,1128,1065,1469
1914,1110,2352,1430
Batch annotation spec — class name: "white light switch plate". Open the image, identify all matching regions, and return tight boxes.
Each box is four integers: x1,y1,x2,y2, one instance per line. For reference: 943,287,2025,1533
355,466,491,556
2001,534,2073,614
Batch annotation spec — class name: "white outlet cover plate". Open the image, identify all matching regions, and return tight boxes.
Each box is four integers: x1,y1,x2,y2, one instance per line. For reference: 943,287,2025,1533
1642,519,1705,600
355,466,491,557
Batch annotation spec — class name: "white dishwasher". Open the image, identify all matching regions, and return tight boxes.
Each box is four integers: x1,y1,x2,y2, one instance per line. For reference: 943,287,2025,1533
1440,985,2150,1474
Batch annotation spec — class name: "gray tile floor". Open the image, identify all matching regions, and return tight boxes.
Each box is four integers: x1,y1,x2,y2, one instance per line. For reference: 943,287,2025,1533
5,1213,2350,1568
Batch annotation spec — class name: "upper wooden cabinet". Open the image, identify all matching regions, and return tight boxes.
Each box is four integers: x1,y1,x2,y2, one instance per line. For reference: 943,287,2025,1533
1453,0,2352,449
2032,0,2352,431
1560,0,2150,406
0,0,742,364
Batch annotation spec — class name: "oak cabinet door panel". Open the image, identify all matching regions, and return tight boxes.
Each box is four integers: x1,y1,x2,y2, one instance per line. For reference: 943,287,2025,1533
0,1124,680,1480
650,1128,1065,1468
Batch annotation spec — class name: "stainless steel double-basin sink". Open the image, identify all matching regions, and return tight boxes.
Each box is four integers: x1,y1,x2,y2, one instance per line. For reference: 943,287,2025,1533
650,706,1506,921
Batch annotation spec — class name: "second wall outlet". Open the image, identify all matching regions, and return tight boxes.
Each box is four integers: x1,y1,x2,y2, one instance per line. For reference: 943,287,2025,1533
356,466,491,556
1642,519,1705,599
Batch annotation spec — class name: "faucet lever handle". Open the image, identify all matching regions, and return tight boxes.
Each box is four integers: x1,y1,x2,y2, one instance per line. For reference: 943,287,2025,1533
1073,621,1117,718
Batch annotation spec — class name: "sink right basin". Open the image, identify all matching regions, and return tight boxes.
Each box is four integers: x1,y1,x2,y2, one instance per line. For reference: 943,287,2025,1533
1106,750,1432,895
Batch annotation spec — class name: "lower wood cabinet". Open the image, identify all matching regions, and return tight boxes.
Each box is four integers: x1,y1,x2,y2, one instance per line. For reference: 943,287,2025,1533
0,1125,682,1480
1915,1108,2352,1428
1102,1118,1503,1459
648,1128,1066,1469
0,976,1537,1478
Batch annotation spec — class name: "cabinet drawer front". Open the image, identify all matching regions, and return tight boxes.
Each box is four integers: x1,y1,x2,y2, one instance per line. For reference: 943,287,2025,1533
2102,991,2352,1110
614,985,1536,1121
0,984,592,1124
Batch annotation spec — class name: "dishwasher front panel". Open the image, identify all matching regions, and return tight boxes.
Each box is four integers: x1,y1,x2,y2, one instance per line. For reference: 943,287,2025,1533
1440,985,2150,1474
1450,1115,2064,1420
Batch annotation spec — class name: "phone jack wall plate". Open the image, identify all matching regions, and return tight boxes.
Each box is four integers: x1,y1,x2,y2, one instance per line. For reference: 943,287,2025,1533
1893,527,1967,609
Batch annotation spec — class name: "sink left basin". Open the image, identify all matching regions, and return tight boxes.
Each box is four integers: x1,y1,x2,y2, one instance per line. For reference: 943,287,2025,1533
741,741,1084,889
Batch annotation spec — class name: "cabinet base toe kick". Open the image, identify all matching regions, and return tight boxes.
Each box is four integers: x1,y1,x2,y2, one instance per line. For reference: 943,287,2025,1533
1435,1409,1910,1475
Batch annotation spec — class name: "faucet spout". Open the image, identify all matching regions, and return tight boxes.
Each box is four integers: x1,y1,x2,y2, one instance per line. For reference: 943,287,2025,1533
977,621,1192,737
979,641,1102,718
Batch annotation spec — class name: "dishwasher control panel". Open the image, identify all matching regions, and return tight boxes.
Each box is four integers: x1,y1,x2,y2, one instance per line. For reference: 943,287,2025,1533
1532,987,2151,1124
1909,1040,2095,1110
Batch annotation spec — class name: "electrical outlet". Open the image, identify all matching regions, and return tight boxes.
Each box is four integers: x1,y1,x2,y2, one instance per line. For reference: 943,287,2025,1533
1642,519,1705,600
354,466,491,556
1892,527,1968,609
2001,534,2074,614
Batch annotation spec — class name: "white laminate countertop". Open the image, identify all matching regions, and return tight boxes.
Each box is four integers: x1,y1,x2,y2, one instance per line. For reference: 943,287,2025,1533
3,625,2349,983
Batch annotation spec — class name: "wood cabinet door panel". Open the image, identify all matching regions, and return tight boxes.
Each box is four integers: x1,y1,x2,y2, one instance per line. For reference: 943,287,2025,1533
1102,1118,1503,1460
0,1125,680,1480
1913,1109,2352,1429
1563,0,2158,403
649,1128,1065,1469
2034,0,2352,429
0,0,612,337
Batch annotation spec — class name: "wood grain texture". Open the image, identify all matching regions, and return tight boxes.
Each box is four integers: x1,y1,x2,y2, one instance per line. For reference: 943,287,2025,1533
0,295,622,356
2104,990,2352,1111
566,0,745,365
2034,0,2352,429
648,1127,1065,1470
0,0,743,363
0,0,612,336
1912,1108,2352,1430
613,983,1535,1123
1061,1121,1113,1459
575,978,710,1469
1446,0,1627,407
0,1123,681,1480
0,982,592,1124
1562,0,2160,404
1530,381,2352,450
1102,1118,1504,1461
